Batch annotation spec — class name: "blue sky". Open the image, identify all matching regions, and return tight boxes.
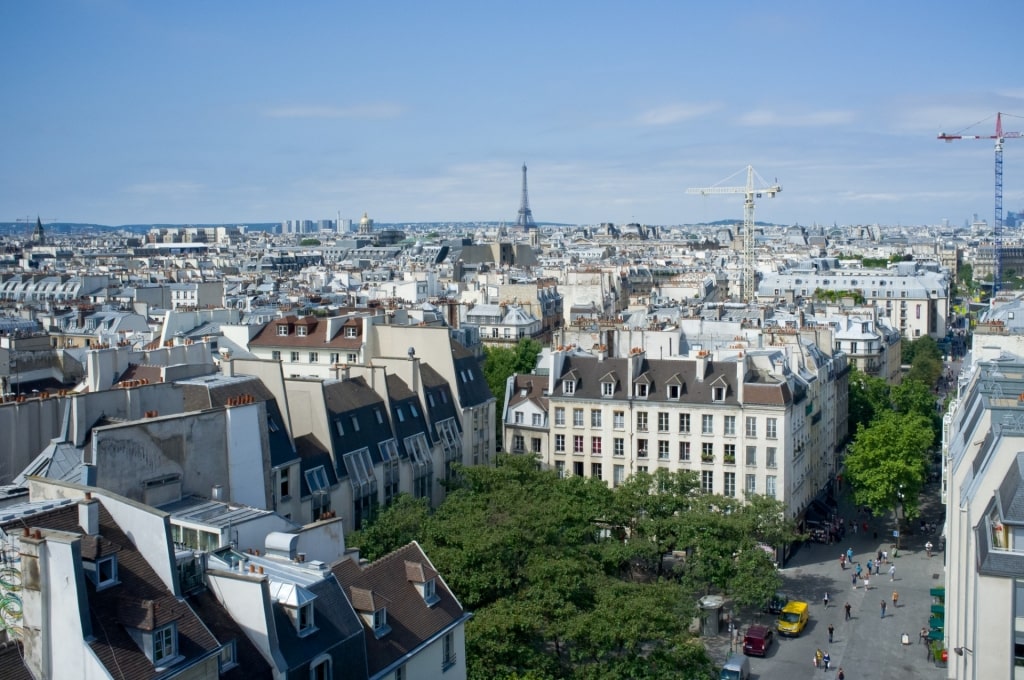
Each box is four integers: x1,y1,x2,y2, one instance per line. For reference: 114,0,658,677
2,1,1023,228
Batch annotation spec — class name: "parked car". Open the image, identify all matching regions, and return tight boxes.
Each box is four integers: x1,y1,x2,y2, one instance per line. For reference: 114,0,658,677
742,624,774,657
763,591,790,614
719,652,751,680
776,600,809,637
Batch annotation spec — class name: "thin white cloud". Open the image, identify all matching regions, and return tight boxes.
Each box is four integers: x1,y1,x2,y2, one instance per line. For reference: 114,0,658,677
736,109,856,127
264,104,402,120
123,181,203,195
635,102,720,126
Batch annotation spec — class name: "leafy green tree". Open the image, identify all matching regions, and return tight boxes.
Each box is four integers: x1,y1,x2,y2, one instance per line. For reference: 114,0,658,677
483,338,543,443
847,367,890,432
346,493,430,561
844,411,933,543
299,237,321,246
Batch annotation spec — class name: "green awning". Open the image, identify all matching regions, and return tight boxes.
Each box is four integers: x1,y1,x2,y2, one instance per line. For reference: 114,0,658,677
931,604,945,615
928,629,944,641
929,587,945,598
929,616,944,629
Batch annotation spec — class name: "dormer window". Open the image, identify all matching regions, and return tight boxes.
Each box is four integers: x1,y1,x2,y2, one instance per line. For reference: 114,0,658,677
297,325,308,337
345,326,358,338
422,578,439,606
563,380,575,395
277,325,289,336
712,386,725,402
299,602,315,634
602,382,614,397
667,384,680,399
635,383,648,398
96,555,119,589
372,608,391,637
152,624,178,668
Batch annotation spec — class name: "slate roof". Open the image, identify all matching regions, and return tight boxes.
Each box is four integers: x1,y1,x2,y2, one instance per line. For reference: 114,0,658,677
249,315,362,350
451,341,493,408
331,542,469,677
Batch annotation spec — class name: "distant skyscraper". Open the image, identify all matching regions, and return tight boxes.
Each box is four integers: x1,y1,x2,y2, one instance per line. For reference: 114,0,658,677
515,163,537,230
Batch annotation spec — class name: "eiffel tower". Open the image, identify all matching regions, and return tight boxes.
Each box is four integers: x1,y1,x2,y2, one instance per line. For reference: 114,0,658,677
515,163,537,230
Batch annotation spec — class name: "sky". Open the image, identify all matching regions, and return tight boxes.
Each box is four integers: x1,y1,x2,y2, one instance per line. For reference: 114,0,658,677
2,1,1023,229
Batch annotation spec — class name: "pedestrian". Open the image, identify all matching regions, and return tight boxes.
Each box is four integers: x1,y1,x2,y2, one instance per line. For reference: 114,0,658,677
855,563,862,577
823,591,829,608
920,626,929,644
847,547,854,563
823,650,831,670
889,564,896,581
867,558,873,574
828,623,834,643
813,651,819,669
883,549,888,563
837,668,845,680
851,571,858,587
875,560,881,575
845,602,852,621
877,548,883,563
864,576,870,590
926,540,934,557
881,599,887,618
815,648,823,668
840,553,846,569
892,590,899,607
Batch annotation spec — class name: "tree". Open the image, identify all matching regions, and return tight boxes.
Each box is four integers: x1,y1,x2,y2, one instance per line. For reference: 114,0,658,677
483,338,543,442
299,237,321,246
346,493,430,561
843,411,933,544
847,367,890,432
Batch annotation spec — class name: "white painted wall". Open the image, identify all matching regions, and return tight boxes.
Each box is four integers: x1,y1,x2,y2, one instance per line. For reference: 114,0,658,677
225,402,271,509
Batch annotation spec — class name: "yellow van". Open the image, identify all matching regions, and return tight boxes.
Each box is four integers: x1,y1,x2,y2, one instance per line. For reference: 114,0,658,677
776,600,809,637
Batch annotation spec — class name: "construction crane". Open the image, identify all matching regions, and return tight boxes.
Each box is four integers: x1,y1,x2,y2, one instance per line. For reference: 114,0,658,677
687,165,781,302
939,112,1022,295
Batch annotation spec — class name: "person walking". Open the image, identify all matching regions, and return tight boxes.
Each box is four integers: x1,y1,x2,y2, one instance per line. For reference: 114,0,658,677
844,602,852,621
837,668,845,680
855,562,862,578
823,650,831,670
840,553,846,569
920,626,929,644
828,623,834,643
866,558,873,575
881,599,887,618
875,559,881,575
926,540,934,557
847,547,854,563
851,571,858,588
823,591,830,608
889,563,896,581
892,590,899,608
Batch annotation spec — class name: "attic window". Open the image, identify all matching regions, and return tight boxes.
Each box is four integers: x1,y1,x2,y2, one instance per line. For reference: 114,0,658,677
305,466,330,493
372,608,391,638
422,578,439,606
668,384,680,400
712,387,725,402
298,602,315,635
297,326,308,337
563,380,575,395
601,382,614,397
93,554,119,590
151,623,179,669
635,383,648,398
345,326,358,338
277,325,289,336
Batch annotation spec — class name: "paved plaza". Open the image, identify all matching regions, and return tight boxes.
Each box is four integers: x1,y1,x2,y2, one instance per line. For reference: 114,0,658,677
706,479,949,679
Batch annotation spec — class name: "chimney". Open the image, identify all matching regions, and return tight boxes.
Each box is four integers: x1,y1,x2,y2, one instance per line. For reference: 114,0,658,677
695,351,709,382
212,485,224,501
79,492,99,536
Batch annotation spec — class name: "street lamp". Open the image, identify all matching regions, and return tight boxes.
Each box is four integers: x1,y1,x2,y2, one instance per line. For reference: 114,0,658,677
953,646,973,656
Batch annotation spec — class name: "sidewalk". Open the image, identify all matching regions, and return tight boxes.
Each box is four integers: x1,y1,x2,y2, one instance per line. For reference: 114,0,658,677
705,479,949,678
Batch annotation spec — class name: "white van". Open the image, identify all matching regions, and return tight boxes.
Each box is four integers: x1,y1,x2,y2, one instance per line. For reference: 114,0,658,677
719,652,751,680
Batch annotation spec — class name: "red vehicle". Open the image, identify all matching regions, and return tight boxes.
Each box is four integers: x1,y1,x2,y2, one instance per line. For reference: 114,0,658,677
742,624,774,657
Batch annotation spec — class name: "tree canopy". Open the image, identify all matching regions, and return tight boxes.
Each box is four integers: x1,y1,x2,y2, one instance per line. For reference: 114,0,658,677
349,455,797,679
482,338,543,442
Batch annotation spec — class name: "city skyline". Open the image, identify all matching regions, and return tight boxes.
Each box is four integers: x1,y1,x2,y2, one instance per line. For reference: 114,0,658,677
2,1,1023,228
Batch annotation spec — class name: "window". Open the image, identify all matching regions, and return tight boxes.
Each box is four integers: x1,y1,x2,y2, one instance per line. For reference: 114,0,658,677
679,413,690,433
279,467,290,499
573,408,584,427
745,446,757,466
679,441,691,461
311,656,332,680
591,463,602,480
277,325,289,336
394,665,406,680
712,386,725,401
153,624,176,665
514,412,523,424
766,447,777,469
96,555,118,588
271,350,281,361
637,465,648,473
350,415,360,432
766,475,777,498
636,412,648,432
614,437,624,457
745,417,757,438
635,383,648,398
532,413,542,426
345,326,358,338
701,470,714,493
668,384,680,399
724,472,736,497
512,434,524,452
297,325,308,337
573,461,584,476
850,342,858,354
746,474,757,495
531,437,541,453
602,381,614,396
613,464,625,487
591,409,602,428
555,434,565,452
637,439,648,458
613,411,625,429
723,444,736,463
591,437,602,456
724,415,736,436
658,412,670,432
442,631,456,671
347,352,358,363
563,380,575,395
701,414,714,434
701,442,714,462
658,440,670,460
305,465,330,493
330,352,339,364
218,639,238,672
555,408,566,426
555,460,566,478
766,418,778,439
397,408,405,422
573,435,584,453
290,351,300,362
373,608,389,635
